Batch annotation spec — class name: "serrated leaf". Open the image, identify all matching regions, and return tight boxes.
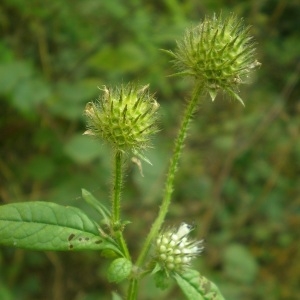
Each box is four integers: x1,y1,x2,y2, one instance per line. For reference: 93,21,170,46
107,257,132,283
174,269,225,300
0,202,121,255
81,189,111,223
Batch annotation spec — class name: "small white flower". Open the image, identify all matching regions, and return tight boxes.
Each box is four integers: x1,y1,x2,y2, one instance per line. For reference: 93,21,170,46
176,223,193,238
155,223,204,273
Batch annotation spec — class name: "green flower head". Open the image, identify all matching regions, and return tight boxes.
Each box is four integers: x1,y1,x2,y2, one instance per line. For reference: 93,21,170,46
84,83,159,159
166,13,261,105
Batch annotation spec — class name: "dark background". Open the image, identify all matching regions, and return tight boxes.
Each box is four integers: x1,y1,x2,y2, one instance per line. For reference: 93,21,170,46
1,0,299,299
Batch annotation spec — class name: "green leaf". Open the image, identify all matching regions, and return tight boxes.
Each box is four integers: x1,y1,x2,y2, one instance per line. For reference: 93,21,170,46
174,269,225,300
107,257,132,283
154,269,171,290
0,202,121,255
81,189,111,224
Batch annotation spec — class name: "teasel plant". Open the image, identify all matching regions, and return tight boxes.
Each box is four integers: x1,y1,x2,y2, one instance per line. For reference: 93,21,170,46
84,83,159,259
127,12,260,299
0,12,260,300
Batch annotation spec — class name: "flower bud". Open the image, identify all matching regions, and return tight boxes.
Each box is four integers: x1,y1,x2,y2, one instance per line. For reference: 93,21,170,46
154,223,204,273
166,13,261,105
84,83,159,156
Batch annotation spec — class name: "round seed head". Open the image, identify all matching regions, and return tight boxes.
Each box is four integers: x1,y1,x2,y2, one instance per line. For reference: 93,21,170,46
84,83,159,156
167,13,261,105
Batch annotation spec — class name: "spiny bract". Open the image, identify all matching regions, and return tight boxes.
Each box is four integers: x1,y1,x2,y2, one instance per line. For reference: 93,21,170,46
84,83,159,157
166,13,260,105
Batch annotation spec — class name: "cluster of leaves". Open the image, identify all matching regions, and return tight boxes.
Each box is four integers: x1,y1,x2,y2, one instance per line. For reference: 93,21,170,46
1,0,300,299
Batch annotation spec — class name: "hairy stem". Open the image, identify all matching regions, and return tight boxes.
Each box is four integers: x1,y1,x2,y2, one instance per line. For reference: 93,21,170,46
112,150,122,223
112,150,130,259
127,84,202,299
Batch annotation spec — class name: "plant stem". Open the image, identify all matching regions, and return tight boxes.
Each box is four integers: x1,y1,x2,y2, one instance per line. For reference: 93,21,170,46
112,150,130,259
127,278,138,300
112,150,122,223
127,84,202,299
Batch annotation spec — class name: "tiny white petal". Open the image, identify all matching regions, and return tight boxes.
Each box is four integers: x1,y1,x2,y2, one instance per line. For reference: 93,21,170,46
176,223,192,238
181,237,188,244
172,234,179,241
179,239,187,249
183,245,198,254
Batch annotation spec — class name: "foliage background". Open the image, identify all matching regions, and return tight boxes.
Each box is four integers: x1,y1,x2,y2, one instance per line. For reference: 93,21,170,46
0,0,299,299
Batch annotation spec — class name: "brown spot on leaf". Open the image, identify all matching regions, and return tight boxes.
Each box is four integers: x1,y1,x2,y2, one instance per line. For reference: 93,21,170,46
68,234,75,241
95,240,102,244
69,244,74,249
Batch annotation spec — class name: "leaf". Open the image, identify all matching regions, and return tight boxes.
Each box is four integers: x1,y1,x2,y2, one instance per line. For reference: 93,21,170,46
81,189,111,224
107,257,132,283
0,202,121,255
154,269,171,290
174,269,225,300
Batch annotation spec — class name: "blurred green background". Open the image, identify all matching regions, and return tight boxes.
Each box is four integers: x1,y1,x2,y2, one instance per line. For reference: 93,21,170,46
1,0,299,299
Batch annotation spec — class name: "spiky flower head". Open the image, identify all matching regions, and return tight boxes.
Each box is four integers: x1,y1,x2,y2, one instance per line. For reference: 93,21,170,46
166,13,261,105
154,223,204,274
84,83,159,159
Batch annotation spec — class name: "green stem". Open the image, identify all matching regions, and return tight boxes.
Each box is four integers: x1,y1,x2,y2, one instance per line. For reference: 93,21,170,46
112,150,130,259
127,278,138,300
127,84,202,299
112,150,122,223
